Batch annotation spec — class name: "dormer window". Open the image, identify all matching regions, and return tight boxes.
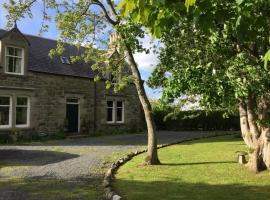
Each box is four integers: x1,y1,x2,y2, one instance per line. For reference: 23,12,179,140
5,46,24,75
60,56,71,64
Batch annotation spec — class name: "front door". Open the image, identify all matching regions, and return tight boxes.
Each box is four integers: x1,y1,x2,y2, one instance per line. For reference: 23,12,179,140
66,99,79,133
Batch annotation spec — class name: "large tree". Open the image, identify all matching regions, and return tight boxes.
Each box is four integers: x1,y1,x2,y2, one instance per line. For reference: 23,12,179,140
122,0,270,172
4,0,160,165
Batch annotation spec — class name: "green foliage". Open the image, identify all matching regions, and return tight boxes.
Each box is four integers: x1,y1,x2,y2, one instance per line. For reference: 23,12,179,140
152,101,240,131
146,1,270,112
119,0,270,107
50,131,67,140
9,128,23,143
119,0,188,37
0,131,67,144
153,106,240,131
264,49,270,69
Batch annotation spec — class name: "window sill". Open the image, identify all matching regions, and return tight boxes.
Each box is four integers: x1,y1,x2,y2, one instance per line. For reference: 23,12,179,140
15,125,30,129
5,72,24,76
106,122,125,125
0,126,31,130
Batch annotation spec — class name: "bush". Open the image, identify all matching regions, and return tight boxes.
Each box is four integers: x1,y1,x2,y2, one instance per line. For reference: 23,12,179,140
152,104,240,131
9,128,23,143
49,131,66,140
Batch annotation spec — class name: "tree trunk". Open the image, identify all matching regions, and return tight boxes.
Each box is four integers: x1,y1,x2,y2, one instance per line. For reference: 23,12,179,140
261,128,270,169
124,45,160,165
239,102,254,149
248,141,265,172
103,0,160,165
239,97,270,172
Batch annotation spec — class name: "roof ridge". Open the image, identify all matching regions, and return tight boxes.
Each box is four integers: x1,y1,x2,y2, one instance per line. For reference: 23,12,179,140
25,32,59,42
0,28,58,42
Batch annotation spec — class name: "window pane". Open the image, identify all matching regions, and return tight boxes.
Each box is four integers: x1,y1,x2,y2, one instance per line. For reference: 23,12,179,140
107,101,113,107
0,106,10,126
15,48,22,57
116,107,123,122
14,58,21,73
8,47,14,56
16,107,27,125
0,97,10,105
7,57,14,72
107,107,113,122
117,101,123,107
17,97,28,106
7,47,22,57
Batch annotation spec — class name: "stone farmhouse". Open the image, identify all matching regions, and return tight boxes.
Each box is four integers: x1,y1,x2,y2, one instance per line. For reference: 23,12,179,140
0,26,144,136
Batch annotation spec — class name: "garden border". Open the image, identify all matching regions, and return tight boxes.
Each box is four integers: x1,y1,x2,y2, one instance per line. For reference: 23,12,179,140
102,131,239,200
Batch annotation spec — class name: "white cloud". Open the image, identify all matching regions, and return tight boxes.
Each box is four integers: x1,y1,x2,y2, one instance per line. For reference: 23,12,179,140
134,51,159,72
133,34,162,72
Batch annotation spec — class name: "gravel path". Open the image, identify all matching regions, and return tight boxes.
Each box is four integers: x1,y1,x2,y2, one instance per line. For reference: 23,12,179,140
0,131,235,199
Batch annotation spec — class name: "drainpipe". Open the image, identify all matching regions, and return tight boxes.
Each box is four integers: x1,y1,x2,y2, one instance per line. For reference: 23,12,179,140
93,81,97,134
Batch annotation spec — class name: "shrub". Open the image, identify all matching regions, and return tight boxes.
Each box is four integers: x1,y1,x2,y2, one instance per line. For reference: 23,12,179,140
9,128,23,143
152,103,240,131
50,131,66,140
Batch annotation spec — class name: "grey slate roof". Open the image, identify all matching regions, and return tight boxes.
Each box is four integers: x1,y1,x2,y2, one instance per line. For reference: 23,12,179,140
0,29,96,79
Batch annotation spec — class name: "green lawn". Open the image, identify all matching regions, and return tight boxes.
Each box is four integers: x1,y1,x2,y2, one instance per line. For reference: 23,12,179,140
115,135,270,200
0,178,98,200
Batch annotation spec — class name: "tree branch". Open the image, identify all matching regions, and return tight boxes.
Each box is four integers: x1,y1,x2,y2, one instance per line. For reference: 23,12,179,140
92,0,118,26
231,35,260,60
106,0,118,18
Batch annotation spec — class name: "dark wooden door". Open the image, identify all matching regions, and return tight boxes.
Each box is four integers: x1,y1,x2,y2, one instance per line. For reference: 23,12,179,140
66,104,79,133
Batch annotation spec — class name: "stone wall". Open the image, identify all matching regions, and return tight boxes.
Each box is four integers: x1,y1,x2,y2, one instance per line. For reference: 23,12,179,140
0,71,144,136
95,81,145,134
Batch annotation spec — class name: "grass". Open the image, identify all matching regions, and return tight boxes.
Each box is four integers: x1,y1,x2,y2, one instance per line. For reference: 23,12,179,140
0,177,98,200
115,135,270,200
0,146,99,199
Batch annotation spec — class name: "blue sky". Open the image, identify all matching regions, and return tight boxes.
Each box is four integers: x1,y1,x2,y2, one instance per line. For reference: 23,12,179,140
0,1,162,99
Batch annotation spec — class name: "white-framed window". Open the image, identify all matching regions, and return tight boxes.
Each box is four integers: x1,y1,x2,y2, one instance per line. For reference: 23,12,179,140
0,96,11,128
5,46,24,75
16,97,30,127
116,101,124,123
106,100,124,123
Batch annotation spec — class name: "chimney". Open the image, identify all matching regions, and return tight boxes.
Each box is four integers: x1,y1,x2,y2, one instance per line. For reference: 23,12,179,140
107,33,121,57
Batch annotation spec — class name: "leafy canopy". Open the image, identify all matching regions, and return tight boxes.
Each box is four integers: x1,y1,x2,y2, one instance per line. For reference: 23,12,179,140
147,0,270,112
119,0,270,66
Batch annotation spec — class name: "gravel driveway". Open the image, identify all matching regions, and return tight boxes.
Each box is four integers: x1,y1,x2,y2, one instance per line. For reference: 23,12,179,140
0,131,235,200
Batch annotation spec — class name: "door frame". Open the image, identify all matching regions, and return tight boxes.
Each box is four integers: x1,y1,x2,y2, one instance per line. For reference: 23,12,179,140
66,98,80,133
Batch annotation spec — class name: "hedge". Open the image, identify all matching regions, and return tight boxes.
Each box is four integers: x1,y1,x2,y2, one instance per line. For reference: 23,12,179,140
153,109,240,131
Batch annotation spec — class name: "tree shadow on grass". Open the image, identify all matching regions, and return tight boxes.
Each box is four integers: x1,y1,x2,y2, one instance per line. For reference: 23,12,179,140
0,149,79,167
115,179,270,200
